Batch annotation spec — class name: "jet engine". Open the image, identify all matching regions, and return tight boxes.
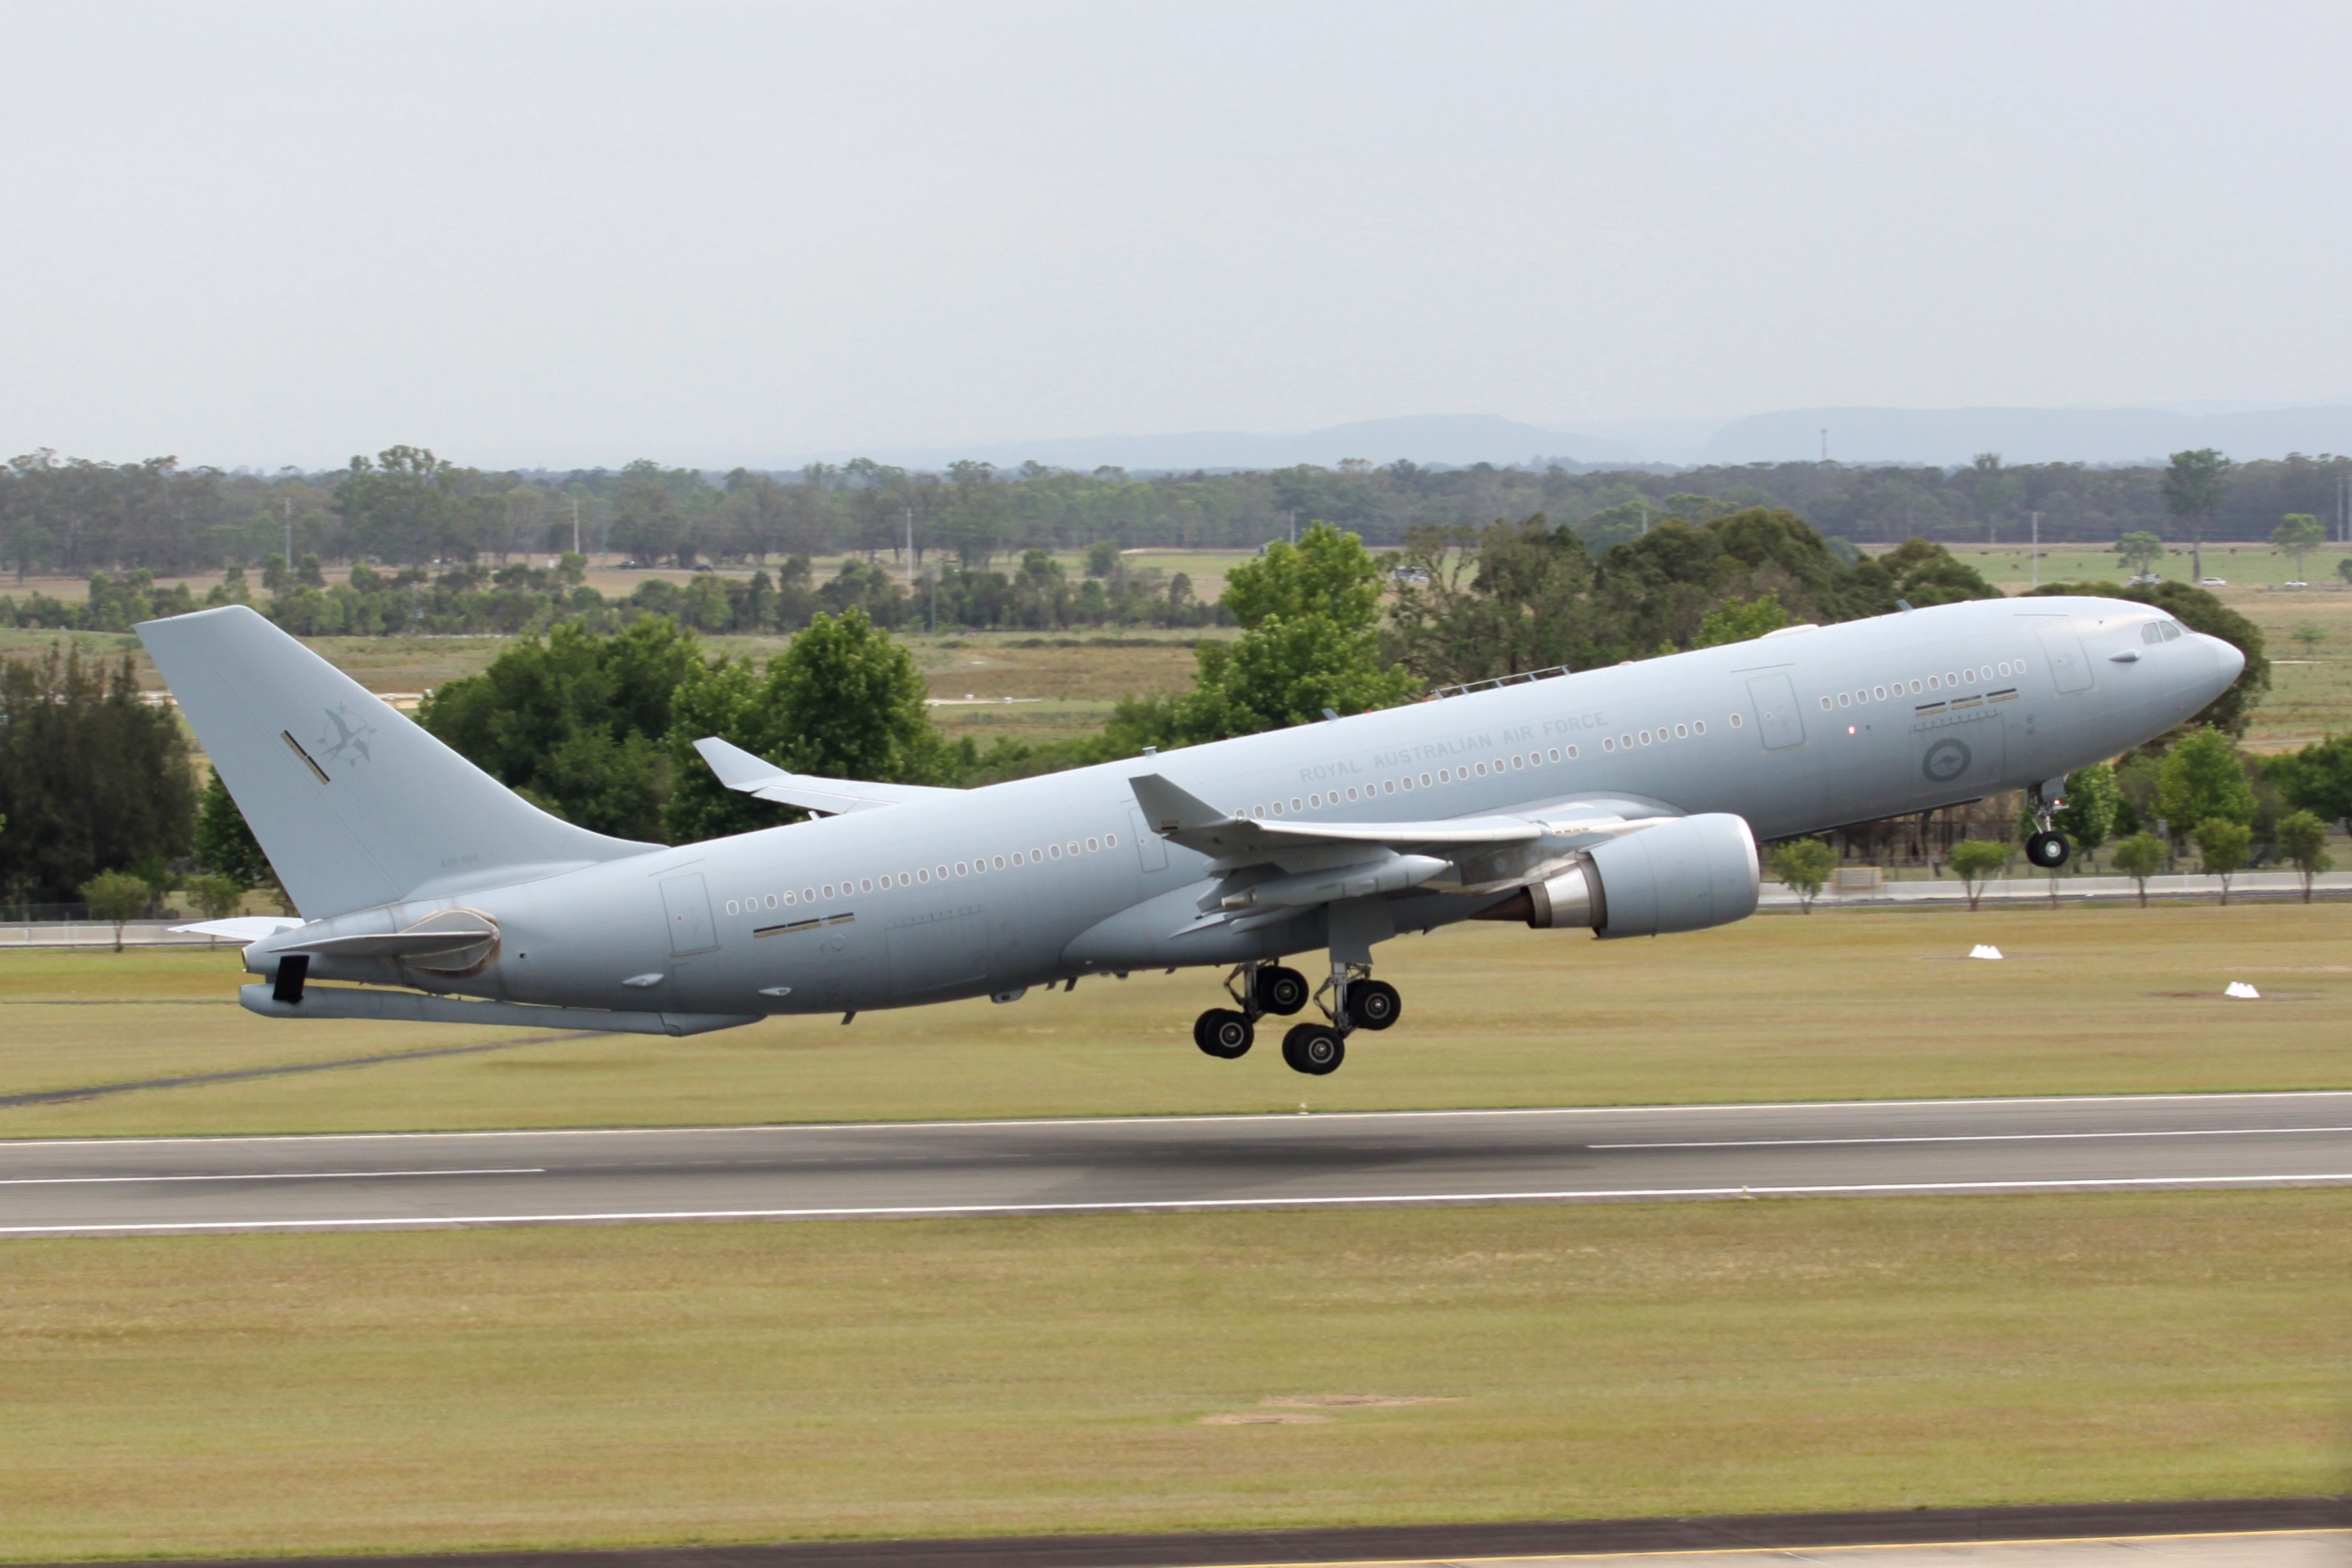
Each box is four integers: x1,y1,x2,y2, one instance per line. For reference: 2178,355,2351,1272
1482,813,1759,939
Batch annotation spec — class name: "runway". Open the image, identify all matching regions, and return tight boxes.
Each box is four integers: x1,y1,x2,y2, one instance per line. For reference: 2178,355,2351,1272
3,1089,2349,1237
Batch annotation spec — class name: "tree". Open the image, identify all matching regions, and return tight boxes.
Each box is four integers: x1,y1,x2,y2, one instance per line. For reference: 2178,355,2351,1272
2338,558,2352,588
2192,817,2251,905
1946,838,2011,911
185,874,244,920
2053,762,2120,855
2273,513,2325,581
2292,621,2326,656
2112,832,2167,907
2161,448,2234,584
662,607,949,843
420,617,698,841
1693,591,1790,648
1768,837,1837,913
0,645,198,904
2274,809,2332,902
2114,531,2165,578
1149,523,1420,745
192,769,275,893
2157,729,2256,832
2268,733,2352,830
80,869,149,950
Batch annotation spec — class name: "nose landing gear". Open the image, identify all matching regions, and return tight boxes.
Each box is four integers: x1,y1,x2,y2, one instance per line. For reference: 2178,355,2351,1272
2027,777,2072,869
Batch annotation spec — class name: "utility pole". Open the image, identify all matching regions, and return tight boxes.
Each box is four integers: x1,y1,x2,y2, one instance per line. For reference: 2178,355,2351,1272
2030,510,2039,589
570,497,582,557
905,505,915,589
1820,428,1829,463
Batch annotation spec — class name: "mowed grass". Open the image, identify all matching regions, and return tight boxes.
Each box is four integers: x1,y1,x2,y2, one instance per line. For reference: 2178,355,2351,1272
5,902,2349,1139
0,1191,2341,1559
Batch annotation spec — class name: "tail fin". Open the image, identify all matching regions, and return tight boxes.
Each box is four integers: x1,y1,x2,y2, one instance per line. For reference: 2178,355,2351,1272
140,605,658,918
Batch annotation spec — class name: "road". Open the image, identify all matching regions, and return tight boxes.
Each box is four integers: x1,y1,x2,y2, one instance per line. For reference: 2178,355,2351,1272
3,1091,2348,1237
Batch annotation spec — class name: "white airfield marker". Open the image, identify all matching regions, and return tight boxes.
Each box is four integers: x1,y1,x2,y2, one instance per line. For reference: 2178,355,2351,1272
1968,943,2004,961
2225,980,2261,999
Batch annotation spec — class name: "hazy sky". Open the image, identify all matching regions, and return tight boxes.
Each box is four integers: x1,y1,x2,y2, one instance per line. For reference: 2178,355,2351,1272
5,1,2349,469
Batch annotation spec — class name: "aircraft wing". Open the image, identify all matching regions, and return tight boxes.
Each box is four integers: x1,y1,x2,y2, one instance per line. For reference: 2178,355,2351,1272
694,737,961,816
1127,772,1678,866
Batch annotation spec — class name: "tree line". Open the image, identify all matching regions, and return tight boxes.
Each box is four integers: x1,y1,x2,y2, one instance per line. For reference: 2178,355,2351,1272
0,509,2319,914
6,441,2349,582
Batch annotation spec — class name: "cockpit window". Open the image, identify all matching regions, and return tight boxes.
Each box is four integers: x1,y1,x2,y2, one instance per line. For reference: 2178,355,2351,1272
2142,622,2163,645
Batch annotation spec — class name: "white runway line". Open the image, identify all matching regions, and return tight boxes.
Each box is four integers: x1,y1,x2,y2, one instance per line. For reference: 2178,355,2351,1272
3,1170,2348,1235
1591,1127,2352,1149
6,1089,2349,1149
0,1166,542,1186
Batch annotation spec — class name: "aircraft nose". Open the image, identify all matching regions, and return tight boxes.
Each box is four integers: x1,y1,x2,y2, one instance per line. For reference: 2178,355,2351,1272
2199,633,2246,692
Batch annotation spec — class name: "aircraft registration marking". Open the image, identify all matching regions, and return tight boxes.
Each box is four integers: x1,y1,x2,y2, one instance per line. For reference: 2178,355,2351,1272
753,913,856,939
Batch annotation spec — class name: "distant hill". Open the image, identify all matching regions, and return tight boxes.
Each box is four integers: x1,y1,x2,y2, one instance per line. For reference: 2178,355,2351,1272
799,402,2352,474
813,414,1632,473
1701,404,2352,467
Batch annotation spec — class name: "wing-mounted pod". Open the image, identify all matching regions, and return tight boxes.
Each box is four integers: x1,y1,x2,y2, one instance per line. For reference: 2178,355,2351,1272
1480,813,1759,939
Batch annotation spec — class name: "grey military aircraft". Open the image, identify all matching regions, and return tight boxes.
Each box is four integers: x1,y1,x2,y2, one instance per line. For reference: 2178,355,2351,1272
144,596,2240,1074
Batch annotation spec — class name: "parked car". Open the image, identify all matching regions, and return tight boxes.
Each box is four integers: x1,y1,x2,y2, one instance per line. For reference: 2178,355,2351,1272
2199,576,2228,586
2285,580,2309,589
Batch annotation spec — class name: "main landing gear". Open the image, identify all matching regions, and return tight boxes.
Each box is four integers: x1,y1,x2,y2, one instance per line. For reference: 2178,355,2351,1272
1192,960,1401,1075
2025,777,2073,870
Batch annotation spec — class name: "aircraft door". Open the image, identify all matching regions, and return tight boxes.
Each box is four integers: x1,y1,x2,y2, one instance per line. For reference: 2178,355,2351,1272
1129,808,1168,872
2033,617,2096,694
660,873,719,956
1744,672,1806,750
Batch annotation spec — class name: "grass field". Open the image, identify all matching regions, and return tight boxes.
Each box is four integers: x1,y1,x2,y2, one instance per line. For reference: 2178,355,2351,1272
5,902,2348,1140
0,1190,2340,1559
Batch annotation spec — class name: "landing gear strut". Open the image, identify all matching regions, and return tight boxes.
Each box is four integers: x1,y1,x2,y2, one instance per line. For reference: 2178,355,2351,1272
1193,957,1401,1075
1192,960,1306,1061
2027,777,2072,869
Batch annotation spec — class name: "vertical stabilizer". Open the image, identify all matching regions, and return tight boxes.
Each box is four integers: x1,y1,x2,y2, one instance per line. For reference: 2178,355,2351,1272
139,605,658,918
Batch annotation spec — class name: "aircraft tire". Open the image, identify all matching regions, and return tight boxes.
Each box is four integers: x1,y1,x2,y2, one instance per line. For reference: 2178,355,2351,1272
2025,830,2071,869
1196,1008,1254,1059
1281,1022,1346,1075
1255,965,1310,1016
1344,979,1401,1032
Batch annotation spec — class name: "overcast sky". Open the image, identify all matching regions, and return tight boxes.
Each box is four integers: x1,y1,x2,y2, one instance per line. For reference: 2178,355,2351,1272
5,0,2348,469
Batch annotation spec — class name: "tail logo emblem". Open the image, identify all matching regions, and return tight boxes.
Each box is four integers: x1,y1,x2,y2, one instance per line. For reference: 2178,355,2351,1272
316,704,377,767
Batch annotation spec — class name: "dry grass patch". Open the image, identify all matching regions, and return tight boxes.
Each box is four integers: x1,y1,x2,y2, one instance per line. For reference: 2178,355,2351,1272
3,902,2349,1138
0,1190,2340,1558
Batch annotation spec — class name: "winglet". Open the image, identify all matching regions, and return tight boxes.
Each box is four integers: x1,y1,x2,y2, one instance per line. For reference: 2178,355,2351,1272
693,736,785,790
1128,773,1232,836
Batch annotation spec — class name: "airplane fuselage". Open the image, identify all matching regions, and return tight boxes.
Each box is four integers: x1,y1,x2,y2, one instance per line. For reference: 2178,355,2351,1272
261,595,2238,1021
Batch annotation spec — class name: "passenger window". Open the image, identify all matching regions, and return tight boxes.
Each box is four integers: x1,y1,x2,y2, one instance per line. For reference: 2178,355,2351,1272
1873,686,1886,700
1690,723,1703,738
1603,738,1615,751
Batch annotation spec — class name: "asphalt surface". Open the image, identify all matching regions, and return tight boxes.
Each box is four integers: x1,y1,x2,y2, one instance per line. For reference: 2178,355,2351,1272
3,1091,2349,1237
60,1498,2351,1568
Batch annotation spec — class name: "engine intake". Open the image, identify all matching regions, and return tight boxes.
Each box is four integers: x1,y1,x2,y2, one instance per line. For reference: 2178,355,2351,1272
1482,813,1759,939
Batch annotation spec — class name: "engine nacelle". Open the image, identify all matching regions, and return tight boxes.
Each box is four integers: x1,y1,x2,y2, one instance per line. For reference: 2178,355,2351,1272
1500,813,1759,939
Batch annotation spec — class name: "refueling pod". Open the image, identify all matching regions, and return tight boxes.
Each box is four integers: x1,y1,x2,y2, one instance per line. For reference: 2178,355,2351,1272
1482,813,1760,938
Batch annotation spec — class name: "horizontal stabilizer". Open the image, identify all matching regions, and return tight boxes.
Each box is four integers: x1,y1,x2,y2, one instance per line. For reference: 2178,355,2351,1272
694,737,960,816
279,926,498,959
171,916,303,943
